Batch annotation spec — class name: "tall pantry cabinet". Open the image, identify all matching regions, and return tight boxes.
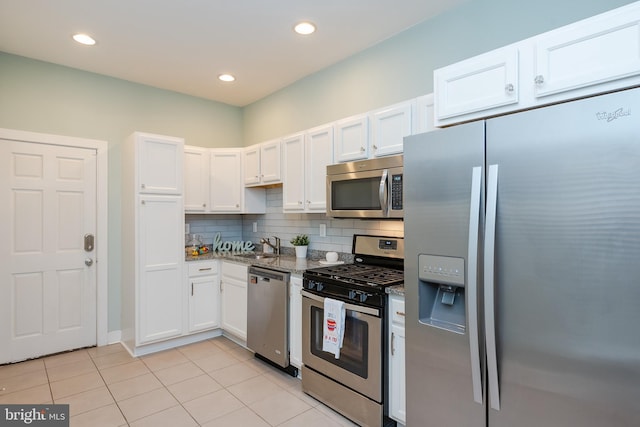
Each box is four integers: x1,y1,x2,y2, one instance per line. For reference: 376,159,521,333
121,132,185,355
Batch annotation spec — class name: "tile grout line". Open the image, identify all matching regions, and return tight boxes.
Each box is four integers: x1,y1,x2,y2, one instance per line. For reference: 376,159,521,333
137,351,200,426
87,349,131,426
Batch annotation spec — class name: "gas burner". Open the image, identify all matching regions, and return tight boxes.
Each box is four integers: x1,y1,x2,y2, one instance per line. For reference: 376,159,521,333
303,235,404,309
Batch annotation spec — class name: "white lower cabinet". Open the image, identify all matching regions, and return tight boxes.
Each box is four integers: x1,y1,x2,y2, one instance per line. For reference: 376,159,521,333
187,261,220,333
289,275,303,369
220,261,248,341
388,294,406,425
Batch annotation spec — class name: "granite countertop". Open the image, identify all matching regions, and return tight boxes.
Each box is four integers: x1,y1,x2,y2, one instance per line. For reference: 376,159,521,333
185,251,328,275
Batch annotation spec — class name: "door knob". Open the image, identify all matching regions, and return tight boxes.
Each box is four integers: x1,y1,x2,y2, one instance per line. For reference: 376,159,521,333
85,258,94,267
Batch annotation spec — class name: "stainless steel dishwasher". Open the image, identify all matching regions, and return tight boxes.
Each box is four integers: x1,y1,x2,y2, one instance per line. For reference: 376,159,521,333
247,266,297,376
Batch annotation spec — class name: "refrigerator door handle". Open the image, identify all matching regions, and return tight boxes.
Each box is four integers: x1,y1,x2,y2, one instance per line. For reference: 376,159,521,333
379,168,389,217
485,164,501,410
467,166,483,405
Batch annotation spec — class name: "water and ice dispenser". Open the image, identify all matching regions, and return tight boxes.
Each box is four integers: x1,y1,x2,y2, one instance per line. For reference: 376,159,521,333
418,254,466,334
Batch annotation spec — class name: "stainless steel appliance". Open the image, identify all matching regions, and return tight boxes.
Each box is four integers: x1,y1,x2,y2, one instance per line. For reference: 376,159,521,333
403,87,640,426
302,234,404,427
247,266,297,376
327,155,403,219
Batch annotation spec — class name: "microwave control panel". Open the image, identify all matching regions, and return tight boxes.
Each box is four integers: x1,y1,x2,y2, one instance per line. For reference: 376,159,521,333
391,174,403,210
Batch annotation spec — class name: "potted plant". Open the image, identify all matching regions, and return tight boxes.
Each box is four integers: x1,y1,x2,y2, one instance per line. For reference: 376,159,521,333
291,234,310,258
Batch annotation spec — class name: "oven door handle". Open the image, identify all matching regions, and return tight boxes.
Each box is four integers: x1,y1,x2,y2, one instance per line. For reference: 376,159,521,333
301,290,380,317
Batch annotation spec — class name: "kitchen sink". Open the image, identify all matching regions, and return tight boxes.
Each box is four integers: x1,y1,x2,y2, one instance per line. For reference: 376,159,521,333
235,253,279,260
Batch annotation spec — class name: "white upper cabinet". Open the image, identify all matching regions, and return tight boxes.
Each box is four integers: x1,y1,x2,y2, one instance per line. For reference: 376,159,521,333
184,146,209,212
533,4,640,99
434,46,520,122
282,133,306,212
210,149,243,212
260,140,282,184
135,132,184,195
434,2,640,126
282,125,334,213
243,145,261,186
305,125,334,211
334,114,369,162
370,100,414,157
415,93,436,134
243,139,281,186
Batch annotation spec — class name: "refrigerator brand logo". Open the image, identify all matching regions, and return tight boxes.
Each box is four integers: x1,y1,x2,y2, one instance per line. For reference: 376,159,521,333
596,107,631,122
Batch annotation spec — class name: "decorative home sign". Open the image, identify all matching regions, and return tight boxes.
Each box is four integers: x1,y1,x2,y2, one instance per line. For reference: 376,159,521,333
211,232,254,252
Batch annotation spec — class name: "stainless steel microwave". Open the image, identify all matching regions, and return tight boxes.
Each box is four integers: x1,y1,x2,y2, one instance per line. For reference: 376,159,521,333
326,155,403,219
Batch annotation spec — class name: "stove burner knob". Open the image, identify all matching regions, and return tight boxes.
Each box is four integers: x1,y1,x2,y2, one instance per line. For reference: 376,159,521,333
359,293,369,303
317,283,324,292
348,290,356,300
308,281,316,290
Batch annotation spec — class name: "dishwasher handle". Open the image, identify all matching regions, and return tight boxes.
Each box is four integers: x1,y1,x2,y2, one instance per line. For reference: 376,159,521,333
248,266,289,282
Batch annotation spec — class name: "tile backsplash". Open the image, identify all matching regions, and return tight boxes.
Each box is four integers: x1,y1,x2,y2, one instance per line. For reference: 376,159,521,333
186,186,404,254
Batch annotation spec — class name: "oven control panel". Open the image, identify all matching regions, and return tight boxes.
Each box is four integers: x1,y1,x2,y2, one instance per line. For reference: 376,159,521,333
353,234,404,259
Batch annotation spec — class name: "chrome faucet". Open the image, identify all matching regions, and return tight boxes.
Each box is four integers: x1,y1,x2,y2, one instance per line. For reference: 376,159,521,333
260,236,281,255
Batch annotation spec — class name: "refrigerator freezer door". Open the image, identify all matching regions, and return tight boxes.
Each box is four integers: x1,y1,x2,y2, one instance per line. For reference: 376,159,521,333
486,87,640,426
404,121,486,426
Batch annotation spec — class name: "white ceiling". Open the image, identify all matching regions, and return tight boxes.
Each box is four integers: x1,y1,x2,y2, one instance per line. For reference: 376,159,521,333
0,0,466,107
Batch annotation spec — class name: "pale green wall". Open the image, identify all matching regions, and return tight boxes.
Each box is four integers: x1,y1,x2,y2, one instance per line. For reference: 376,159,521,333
242,0,636,144
0,0,635,335
0,53,243,332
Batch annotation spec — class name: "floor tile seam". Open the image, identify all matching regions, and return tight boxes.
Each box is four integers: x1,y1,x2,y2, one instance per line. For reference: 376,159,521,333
92,357,131,425
273,406,321,427
0,362,46,383
45,360,101,384
228,405,274,427
57,386,116,418
127,358,203,426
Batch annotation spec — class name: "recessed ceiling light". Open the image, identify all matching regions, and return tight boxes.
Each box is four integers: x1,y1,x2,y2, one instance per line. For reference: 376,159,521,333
218,74,235,82
72,33,96,46
294,21,316,35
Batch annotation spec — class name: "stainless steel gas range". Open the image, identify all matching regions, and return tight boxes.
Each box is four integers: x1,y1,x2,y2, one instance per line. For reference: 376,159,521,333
301,234,404,427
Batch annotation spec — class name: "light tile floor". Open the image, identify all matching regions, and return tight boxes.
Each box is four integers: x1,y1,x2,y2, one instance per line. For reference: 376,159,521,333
0,336,359,427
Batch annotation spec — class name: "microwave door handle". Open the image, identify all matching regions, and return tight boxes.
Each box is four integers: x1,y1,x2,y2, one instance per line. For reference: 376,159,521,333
379,169,389,216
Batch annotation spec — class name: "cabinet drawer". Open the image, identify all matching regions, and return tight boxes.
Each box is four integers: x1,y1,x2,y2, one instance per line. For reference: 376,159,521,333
390,296,405,325
188,260,218,277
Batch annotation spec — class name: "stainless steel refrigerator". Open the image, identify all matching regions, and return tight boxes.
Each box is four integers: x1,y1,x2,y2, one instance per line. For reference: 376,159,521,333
403,87,640,427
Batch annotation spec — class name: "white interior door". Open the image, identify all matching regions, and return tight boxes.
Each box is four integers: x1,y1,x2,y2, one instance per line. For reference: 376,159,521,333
0,140,97,363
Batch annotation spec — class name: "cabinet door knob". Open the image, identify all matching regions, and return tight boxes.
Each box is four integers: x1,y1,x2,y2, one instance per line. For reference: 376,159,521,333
141,200,146,205
360,146,365,152
298,201,303,205
306,200,310,204
505,83,514,93
202,203,206,207
373,144,378,150
141,183,146,189
534,75,545,85
236,204,240,208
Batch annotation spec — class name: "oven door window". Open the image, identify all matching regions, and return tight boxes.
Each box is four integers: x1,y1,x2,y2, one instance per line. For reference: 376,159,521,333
309,305,368,378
